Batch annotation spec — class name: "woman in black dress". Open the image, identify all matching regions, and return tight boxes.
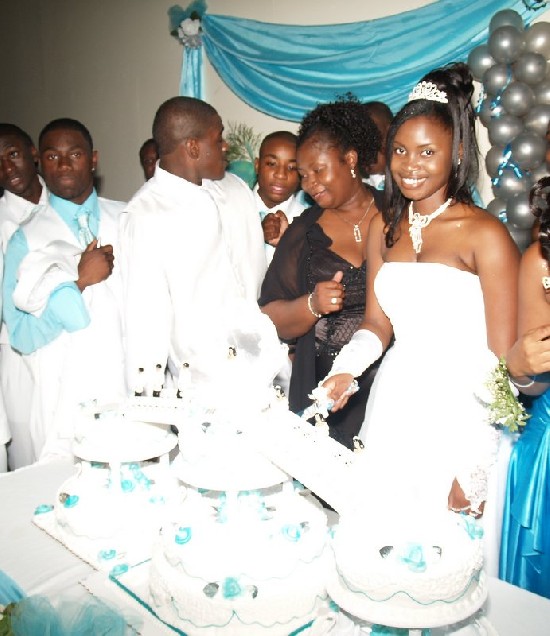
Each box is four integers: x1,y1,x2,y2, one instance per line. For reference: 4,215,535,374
259,98,382,449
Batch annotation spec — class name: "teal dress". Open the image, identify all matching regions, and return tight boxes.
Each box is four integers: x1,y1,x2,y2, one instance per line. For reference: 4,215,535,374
500,381,550,599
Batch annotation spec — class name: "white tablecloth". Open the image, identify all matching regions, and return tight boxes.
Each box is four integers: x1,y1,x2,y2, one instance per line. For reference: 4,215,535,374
2,460,550,635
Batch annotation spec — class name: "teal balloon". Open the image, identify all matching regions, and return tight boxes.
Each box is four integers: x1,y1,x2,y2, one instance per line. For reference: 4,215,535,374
489,26,525,64
489,10,524,34
468,45,495,81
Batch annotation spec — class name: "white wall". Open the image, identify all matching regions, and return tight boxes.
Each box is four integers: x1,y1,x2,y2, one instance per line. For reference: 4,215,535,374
1,1,547,202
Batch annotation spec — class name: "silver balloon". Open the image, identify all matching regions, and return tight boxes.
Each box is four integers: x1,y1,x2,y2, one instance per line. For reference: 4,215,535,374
488,114,524,147
468,45,495,81
528,163,549,187
535,78,550,104
489,10,524,34
486,197,507,220
483,63,512,95
492,170,529,200
501,81,535,116
507,226,533,252
524,103,550,136
506,192,536,229
486,146,508,178
488,26,525,64
511,131,546,169
513,52,547,85
526,22,550,59
478,97,504,127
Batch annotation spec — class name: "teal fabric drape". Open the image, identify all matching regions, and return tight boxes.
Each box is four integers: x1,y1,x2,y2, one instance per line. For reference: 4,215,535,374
180,47,203,99
188,0,547,121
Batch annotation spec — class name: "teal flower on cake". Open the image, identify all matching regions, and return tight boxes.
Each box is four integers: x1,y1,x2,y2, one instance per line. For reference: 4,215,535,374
59,493,79,508
98,549,117,561
282,524,302,542
175,527,192,544
398,544,427,573
222,577,242,599
34,504,53,515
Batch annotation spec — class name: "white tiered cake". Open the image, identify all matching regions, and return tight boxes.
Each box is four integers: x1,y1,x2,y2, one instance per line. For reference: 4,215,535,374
33,402,181,570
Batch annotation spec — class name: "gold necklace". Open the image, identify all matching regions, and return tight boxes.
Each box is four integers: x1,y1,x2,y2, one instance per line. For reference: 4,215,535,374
332,197,374,243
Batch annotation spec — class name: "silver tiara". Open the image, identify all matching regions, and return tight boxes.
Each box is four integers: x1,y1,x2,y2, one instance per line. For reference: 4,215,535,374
408,81,448,104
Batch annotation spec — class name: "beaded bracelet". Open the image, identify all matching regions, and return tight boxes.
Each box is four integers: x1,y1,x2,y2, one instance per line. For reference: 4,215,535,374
307,292,322,319
510,375,535,389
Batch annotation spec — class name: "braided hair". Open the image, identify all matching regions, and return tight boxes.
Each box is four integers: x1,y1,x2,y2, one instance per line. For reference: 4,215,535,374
297,95,381,178
530,176,550,266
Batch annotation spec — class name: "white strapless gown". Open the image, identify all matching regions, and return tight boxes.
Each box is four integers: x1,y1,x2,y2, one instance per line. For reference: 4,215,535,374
356,262,511,575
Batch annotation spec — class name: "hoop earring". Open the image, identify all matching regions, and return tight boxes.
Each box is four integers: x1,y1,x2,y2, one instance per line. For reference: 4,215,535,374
351,167,356,179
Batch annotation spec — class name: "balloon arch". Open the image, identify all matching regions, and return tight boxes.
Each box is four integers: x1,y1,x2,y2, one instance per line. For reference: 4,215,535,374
468,8,550,250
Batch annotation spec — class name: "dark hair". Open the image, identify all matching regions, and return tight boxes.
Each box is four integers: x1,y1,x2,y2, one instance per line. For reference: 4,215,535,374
530,176,550,266
139,138,158,158
39,118,94,153
362,101,393,127
153,96,219,156
297,96,381,178
0,124,35,150
259,131,297,156
384,62,479,247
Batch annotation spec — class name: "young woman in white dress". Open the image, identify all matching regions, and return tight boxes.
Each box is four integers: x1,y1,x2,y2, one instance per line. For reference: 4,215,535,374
321,63,520,575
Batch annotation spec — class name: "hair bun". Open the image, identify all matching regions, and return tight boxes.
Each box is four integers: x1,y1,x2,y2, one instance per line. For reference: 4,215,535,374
422,62,474,102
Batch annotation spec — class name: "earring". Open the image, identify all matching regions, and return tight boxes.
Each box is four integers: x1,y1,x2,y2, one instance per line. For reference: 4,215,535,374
351,167,356,179
457,158,462,166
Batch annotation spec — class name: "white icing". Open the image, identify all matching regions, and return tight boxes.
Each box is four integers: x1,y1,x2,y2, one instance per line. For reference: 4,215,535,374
329,511,487,628
149,485,331,635
53,459,184,569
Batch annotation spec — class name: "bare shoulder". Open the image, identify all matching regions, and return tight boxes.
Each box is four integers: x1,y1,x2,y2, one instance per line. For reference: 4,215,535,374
521,240,547,277
464,204,519,252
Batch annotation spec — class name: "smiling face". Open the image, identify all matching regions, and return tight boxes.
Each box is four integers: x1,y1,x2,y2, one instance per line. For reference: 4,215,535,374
40,128,97,204
297,134,356,210
255,136,299,208
390,115,453,212
0,133,39,201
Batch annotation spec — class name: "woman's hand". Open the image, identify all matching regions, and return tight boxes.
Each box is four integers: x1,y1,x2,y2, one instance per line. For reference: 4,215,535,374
312,271,345,315
507,324,550,378
321,373,355,412
447,478,484,519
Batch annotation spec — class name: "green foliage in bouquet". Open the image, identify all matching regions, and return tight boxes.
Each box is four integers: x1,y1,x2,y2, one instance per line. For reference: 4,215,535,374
0,603,15,636
485,358,530,433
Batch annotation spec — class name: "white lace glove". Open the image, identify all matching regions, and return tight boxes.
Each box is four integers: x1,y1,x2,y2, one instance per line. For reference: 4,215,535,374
328,329,384,378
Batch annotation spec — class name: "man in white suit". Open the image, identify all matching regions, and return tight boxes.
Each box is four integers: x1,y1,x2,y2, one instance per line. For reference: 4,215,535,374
0,124,49,469
2,118,126,464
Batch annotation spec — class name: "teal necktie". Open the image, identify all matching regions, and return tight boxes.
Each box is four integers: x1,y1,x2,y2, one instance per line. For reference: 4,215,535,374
76,209,95,247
